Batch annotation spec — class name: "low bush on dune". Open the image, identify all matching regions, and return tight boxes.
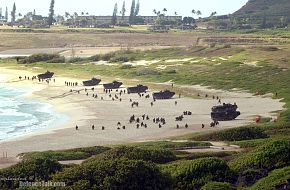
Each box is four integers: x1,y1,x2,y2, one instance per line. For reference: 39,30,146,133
136,68,160,76
191,127,268,141
20,146,111,161
201,182,236,190
0,157,62,189
87,146,177,164
53,158,172,190
185,151,236,160
67,57,85,63
161,158,234,190
88,54,101,61
250,166,290,190
18,53,64,64
132,141,212,150
230,140,290,187
230,140,290,172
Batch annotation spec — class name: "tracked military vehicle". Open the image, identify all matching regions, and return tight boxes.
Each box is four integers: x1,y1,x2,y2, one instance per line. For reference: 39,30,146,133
153,90,175,99
83,78,101,86
37,71,54,79
127,85,148,94
103,81,123,89
211,103,240,121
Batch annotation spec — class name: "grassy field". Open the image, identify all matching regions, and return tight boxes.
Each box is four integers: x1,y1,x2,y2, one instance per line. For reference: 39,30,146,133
1,27,290,51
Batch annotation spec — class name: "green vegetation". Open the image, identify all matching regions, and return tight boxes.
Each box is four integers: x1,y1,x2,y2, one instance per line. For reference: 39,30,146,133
188,127,268,141
88,146,177,164
20,146,110,161
162,158,233,190
230,140,290,172
201,182,236,190
250,166,290,190
185,152,236,160
53,158,171,190
0,157,62,189
18,53,64,64
233,0,290,28
128,141,212,149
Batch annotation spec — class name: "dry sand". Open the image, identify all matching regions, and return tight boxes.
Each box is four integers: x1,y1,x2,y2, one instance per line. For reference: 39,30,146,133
0,67,285,168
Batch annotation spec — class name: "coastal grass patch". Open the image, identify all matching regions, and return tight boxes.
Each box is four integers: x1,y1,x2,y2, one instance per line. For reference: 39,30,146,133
201,182,236,190
127,141,212,150
86,146,177,164
186,127,268,142
19,146,111,161
183,151,238,161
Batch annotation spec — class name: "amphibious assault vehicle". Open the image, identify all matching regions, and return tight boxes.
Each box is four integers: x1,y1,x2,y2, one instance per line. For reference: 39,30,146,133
83,78,101,86
37,71,54,79
152,90,175,99
127,85,148,94
211,103,240,121
103,81,123,89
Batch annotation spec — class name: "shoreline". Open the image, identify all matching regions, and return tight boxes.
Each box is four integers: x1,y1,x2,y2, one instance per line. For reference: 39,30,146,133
0,67,285,167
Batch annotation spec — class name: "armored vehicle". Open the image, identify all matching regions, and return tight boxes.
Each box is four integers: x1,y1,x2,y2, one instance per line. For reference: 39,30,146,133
127,85,148,94
37,71,54,79
211,103,240,121
103,81,123,89
152,90,175,99
83,78,101,86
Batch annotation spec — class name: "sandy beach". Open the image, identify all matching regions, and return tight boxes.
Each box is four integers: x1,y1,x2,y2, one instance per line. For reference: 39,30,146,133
0,67,285,167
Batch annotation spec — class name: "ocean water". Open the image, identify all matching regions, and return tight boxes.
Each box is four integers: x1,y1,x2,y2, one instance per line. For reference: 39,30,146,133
0,85,67,141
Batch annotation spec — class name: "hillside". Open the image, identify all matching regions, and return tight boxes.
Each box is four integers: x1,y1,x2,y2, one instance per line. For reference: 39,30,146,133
233,0,290,27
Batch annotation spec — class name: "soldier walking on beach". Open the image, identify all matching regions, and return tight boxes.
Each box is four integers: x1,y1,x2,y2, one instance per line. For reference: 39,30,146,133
92,125,95,130
76,125,79,130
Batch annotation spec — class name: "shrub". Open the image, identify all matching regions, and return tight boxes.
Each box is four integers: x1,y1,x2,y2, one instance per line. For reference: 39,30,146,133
165,69,177,74
162,158,233,189
0,157,62,189
237,168,267,186
89,54,101,61
88,146,176,164
109,56,130,63
191,127,268,141
47,56,65,63
101,52,115,61
230,140,290,172
186,151,235,160
67,57,85,63
250,166,290,190
136,69,160,76
201,182,236,190
120,64,133,69
18,53,62,64
53,158,172,190
20,146,111,161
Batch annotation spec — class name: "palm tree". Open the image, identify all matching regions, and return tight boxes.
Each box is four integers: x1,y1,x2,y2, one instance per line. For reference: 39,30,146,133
196,10,202,17
163,8,167,16
191,9,196,18
175,12,178,16
210,11,217,17
153,9,157,15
